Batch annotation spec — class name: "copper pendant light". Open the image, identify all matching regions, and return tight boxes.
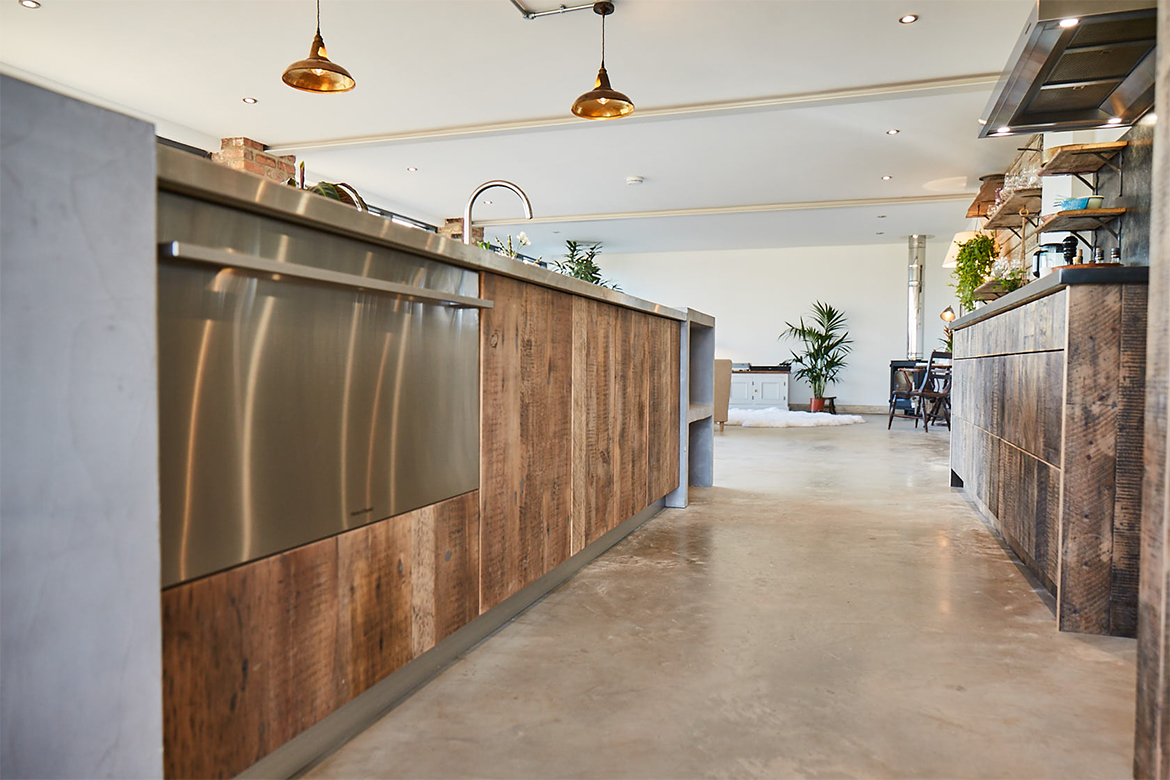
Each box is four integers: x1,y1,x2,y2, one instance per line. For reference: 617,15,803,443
282,0,355,93
571,2,634,120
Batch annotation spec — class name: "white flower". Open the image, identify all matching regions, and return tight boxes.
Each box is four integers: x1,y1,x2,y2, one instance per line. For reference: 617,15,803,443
517,232,530,246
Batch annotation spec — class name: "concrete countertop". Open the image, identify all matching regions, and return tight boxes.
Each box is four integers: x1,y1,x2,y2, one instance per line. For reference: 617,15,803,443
951,265,1150,330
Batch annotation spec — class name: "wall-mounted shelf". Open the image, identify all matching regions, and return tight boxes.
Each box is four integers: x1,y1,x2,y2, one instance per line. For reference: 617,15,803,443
966,174,1005,218
668,308,716,509
1039,208,1127,234
972,278,1013,302
1040,142,1127,177
983,188,1043,230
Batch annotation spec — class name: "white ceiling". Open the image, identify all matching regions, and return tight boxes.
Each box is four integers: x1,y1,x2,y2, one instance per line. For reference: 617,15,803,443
0,0,1036,256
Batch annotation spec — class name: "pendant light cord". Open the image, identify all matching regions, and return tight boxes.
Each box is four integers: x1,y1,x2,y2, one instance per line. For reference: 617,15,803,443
316,0,321,34
600,11,606,67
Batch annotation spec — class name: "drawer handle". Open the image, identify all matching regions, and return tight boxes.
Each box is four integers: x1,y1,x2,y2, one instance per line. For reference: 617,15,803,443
159,241,493,309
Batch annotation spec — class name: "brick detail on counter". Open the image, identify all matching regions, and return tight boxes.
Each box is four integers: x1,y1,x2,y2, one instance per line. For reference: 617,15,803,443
438,217,483,245
210,137,296,185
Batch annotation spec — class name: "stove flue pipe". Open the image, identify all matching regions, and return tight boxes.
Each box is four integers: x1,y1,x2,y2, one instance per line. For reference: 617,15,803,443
907,234,926,360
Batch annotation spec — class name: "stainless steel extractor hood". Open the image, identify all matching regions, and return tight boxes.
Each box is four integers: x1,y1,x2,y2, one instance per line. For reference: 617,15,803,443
979,0,1157,138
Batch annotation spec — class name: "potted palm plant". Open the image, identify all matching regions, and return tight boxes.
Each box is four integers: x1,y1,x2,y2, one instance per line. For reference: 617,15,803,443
780,302,852,412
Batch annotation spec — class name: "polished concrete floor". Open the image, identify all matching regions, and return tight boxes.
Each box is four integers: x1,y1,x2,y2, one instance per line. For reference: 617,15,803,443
309,419,1137,779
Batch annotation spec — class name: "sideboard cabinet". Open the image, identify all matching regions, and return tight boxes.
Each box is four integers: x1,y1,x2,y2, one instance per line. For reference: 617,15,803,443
729,371,789,410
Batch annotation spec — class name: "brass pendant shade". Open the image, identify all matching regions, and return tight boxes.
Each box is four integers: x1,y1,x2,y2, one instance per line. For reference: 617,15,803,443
571,1,634,120
282,0,355,93
572,66,634,119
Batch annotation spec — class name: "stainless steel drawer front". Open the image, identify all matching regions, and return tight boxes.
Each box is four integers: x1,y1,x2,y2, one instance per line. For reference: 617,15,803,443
157,195,480,587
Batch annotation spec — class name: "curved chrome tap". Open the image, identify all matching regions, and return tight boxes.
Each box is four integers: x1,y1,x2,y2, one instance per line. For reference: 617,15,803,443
463,180,533,244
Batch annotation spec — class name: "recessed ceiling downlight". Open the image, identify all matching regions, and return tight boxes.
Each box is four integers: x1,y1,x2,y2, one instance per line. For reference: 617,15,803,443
881,175,893,181
886,129,900,135
1059,17,1079,27
19,1,41,8
406,166,418,172
899,14,918,24
242,97,258,104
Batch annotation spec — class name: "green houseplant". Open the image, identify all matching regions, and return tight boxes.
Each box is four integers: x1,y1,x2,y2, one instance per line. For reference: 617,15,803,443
780,302,852,412
951,233,998,311
551,240,620,289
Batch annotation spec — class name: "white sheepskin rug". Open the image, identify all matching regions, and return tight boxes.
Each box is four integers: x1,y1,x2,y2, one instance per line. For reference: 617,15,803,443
726,407,866,428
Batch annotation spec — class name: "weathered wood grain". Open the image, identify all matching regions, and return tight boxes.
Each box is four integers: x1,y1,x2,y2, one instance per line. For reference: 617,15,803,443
1059,285,1122,634
1111,284,1147,636
268,543,345,745
162,492,480,779
954,352,1064,467
647,316,681,503
1135,15,1168,773
163,551,280,779
951,415,1060,593
614,308,650,525
571,297,619,549
337,512,412,694
478,273,573,611
428,492,481,645
954,288,1067,358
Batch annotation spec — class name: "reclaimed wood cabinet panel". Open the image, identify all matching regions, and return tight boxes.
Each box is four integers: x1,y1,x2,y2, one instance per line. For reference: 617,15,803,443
952,417,1059,590
162,491,479,780
479,274,573,611
952,351,1064,466
1058,284,1147,635
953,288,1066,358
614,307,650,525
571,297,619,551
952,281,1146,637
647,315,681,503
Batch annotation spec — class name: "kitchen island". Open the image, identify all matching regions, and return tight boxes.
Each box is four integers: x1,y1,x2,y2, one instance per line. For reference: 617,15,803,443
155,147,706,778
950,265,1148,638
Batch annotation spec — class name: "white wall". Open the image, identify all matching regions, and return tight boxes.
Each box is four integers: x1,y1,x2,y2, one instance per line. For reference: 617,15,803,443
1,77,162,778
603,241,958,408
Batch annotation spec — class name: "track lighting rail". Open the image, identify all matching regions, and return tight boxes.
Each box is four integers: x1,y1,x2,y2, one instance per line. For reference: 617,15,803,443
509,0,597,20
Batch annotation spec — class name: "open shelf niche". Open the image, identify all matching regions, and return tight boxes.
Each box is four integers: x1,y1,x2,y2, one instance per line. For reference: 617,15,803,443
667,308,715,509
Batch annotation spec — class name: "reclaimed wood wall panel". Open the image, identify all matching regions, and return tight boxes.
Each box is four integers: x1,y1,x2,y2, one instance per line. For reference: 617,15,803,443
479,274,573,611
162,491,479,780
648,316,681,503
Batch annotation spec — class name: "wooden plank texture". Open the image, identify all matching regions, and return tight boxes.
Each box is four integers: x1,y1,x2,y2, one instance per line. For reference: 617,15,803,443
1135,11,1168,773
479,273,573,611
954,288,1067,358
647,315,681,503
162,491,479,780
1111,284,1147,636
1059,285,1122,634
614,308,650,525
571,297,619,550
